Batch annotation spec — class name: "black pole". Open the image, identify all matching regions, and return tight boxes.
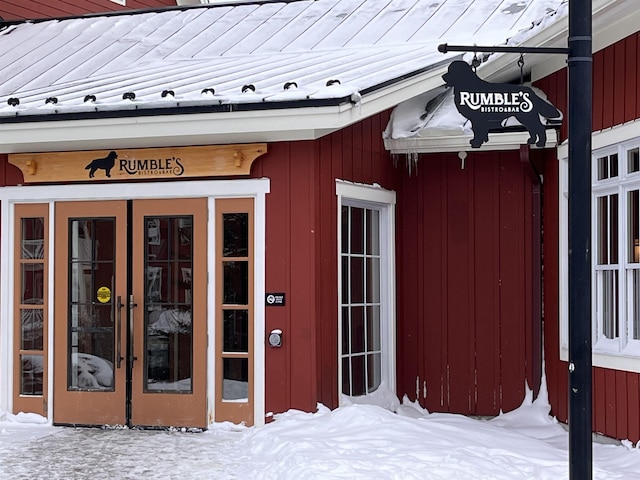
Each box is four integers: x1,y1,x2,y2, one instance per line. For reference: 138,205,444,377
567,0,592,478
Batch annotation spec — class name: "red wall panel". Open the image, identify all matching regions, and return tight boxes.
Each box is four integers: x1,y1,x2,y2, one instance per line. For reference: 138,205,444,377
250,111,400,414
397,150,535,415
0,0,175,21
539,31,640,441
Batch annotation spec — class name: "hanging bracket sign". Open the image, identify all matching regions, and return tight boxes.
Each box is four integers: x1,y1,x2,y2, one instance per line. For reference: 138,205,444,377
441,60,562,149
8,144,267,183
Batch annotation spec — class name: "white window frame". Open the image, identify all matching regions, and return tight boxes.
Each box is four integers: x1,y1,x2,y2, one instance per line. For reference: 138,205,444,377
336,180,396,401
559,119,640,372
109,0,126,5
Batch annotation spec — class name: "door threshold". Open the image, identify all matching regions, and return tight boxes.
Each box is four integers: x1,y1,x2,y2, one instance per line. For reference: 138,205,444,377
53,422,205,432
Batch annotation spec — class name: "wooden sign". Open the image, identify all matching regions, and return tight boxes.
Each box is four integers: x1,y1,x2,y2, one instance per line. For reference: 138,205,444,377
9,144,268,183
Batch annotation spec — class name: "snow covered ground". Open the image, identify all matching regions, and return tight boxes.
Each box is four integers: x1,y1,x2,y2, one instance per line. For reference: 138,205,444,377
1,384,640,479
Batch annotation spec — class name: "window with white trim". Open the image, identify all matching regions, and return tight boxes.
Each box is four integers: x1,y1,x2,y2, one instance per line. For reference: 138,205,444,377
336,181,396,399
558,122,640,372
591,144,640,356
561,137,640,370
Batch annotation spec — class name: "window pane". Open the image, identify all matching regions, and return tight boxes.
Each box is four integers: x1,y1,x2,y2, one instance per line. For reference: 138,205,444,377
350,356,366,396
610,153,619,178
341,357,351,396
350,207,364,254
611,194,619,264
21,354,43,395
366,209,380,255
223,358,248,401
367,306,381,351
342,307,350,354
350,306,365,354
146,307,192,392
350,257,364,303
629,190,640,263
597,156,608,180
223,310,248,352
341,206,349,254
68,218,116,392
145,215,193,393
629,148,640,173
597,196,609,264
21,217,45,260
223,213,248,257
21,264,44,305
341,256,349,304
21,309,43,350
600,270,619,339
223,261,248,304
366,257,380,303
367,353,381,393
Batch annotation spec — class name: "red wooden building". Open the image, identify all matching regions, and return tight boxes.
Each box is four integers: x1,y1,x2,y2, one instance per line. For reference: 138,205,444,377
0,0,176,21
1,0,639,442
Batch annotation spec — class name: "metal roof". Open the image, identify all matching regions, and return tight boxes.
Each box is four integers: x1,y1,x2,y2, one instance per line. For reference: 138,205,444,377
0,0,568,121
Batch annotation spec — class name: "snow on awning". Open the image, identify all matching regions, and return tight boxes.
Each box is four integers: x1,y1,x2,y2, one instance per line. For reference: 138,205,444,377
383,86,562,154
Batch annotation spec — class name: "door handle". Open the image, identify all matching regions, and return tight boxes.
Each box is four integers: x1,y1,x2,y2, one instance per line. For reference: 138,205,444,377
129,294,138,363
116,296,125,368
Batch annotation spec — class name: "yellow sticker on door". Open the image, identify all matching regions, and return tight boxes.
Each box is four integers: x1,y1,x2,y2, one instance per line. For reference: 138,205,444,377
97,286,111,303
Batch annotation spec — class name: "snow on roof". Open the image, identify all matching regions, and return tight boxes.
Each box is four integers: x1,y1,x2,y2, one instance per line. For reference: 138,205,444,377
0,0,568,120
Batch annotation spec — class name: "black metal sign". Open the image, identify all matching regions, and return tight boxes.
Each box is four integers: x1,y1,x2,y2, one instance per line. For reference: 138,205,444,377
442,60,562,148
265,293,285,306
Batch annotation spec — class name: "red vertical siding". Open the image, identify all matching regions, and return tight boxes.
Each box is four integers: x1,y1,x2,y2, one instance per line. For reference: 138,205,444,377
539,31,640,441
397,150,534,415
0,0,175,21
251,111,399,414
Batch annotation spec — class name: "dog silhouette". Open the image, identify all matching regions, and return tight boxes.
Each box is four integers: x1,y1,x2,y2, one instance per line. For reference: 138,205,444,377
85,151,118,178
442,61,561,148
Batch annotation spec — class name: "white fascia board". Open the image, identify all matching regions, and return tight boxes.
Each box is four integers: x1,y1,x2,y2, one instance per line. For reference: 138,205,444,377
474,0,632,85
0,67,450,154
384,129,558,154
531,0,639,82
556,117,640,159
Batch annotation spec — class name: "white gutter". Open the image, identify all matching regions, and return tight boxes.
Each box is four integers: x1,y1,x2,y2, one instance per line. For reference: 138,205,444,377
384,129,558,154
0,63,453,153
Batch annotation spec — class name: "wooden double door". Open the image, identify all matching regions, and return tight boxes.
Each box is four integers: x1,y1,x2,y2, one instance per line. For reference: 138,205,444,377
53,199,207,428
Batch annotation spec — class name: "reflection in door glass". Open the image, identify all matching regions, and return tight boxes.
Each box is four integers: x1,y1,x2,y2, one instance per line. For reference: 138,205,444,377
223,358,248,400
145,216,193,393
67,219,116,391
21,354,43,395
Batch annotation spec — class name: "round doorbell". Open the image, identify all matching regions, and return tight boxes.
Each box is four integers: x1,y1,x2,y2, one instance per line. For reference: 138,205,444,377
268,329,282,347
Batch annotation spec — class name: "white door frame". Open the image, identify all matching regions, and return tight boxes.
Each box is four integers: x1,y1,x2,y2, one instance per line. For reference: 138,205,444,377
0,178,270,426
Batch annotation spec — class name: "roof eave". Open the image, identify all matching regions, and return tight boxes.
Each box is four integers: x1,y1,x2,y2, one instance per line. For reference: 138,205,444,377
0,64,452,153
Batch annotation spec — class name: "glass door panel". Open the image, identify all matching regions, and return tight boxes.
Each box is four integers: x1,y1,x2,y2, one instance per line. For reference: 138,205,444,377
67,218,116,392
131,199,207,428
14,206,48,416
53,201,127,426
55,199,207,428
144,216,193,393
216,200,254,425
